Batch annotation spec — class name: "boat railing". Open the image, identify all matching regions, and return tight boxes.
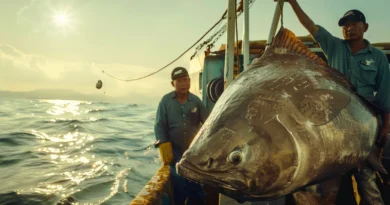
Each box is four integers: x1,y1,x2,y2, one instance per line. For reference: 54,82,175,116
130,165,174,205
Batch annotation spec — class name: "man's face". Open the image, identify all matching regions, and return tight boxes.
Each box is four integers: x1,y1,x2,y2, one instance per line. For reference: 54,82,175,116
341,20,368,41
171,76,190,94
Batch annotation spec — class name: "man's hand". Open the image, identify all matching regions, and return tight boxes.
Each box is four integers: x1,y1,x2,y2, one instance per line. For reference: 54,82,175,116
158,142,174,166
377,126,389,148
276,0,318,35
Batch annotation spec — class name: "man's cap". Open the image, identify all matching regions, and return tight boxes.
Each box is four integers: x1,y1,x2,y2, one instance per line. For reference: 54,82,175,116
171,67,189,80
338,9,366,26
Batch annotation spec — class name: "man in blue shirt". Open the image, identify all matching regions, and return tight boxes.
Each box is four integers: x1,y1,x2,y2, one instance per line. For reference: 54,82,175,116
288,1,390,204
154,66,209,205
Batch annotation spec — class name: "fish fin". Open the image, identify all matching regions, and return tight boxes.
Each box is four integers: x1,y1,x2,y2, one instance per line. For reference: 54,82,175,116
266,27,328,67
292,189,332,205
293,179,342,205
292,89,351,125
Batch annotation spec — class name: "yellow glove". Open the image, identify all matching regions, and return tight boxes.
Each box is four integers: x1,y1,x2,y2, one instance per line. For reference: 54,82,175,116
158,142,174,166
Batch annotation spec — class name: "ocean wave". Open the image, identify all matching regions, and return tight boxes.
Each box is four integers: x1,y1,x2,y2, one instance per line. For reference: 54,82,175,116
0,151,37,166
0,112,9,117
42,118,110,124
0,158,24,166
0,98,158,204
0,191,58,205
0,132,35,146
7,132,35,137
63,168,131,204
39,99,92,105
84,108,104,113
130,144,155,152
31,130,95,145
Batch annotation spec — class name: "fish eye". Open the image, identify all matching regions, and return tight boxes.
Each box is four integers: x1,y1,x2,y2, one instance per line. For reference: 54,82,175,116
228,151,242,164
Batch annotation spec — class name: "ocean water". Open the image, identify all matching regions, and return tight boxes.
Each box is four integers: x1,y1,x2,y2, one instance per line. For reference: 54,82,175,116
0,98,161,205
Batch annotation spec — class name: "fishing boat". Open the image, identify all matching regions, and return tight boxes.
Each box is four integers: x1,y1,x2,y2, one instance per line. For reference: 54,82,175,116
130,0,390,204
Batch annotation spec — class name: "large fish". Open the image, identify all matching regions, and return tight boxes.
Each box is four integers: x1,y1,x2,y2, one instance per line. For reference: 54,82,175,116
176,27,383,203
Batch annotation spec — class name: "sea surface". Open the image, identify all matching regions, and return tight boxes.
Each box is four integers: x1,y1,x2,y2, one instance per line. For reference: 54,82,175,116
0,98,161,205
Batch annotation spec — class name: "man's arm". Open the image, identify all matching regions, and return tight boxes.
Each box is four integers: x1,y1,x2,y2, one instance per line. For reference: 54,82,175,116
154,100,169,144
288,0,318,35
374,60,390,147
287,0,338,57
154,99,173,165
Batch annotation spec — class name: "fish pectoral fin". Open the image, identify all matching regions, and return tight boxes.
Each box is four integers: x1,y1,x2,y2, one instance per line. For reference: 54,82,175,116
293,178,342,205
292,190,333,205
293,89,351,125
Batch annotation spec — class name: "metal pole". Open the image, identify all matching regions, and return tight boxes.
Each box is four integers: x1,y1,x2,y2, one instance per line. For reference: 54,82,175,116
265,0,284,50
242,0,250,70
224,0,236,88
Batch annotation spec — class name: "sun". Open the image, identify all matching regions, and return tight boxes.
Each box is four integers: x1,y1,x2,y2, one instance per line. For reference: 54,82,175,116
53,12,70,27
50,7,77,34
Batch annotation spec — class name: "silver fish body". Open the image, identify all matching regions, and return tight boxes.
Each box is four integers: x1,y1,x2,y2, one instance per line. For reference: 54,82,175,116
176,27,379,201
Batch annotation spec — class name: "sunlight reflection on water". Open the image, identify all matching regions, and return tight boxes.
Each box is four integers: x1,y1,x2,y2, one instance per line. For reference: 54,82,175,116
2,98,159,204
30,100,104,197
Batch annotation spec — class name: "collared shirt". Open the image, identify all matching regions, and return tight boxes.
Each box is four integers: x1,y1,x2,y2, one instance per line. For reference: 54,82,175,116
313,25,390,112
154,91,209,159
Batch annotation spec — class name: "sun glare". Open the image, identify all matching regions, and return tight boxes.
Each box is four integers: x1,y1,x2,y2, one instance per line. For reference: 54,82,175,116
54,12,70,27
50,7,78,34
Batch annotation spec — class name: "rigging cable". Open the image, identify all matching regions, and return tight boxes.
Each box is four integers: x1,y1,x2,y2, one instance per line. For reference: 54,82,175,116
101,0,256,82
101,9,228,82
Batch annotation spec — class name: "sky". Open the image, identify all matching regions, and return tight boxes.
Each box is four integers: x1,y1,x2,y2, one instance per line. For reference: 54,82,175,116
1,0,389,104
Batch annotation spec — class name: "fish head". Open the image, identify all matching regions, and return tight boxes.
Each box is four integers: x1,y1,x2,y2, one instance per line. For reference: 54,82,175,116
176,90,299,200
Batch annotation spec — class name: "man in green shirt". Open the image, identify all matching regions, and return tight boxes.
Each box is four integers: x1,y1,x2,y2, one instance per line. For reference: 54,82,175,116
288,1,390,204
154,67,209,205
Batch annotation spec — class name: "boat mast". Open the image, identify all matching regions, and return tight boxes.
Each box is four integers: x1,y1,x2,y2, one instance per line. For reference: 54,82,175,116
224,0,236,88
242,0,250,71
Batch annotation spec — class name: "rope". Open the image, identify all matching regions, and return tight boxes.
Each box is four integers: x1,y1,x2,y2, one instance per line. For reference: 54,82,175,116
101,9,228,82
190,20,225,60
101,0,256,82
278,0,284,28
192,0,256,59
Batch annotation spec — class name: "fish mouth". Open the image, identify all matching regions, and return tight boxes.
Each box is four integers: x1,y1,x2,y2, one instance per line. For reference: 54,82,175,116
176,159,248,193
176,159,284,202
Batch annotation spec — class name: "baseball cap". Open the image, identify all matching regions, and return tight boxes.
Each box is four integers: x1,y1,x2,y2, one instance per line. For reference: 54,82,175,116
338,9,366,26
171,67,189,80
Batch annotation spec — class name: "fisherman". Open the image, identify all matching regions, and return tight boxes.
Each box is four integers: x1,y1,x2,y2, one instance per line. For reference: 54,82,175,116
154,66,209,205
287,0,390,204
